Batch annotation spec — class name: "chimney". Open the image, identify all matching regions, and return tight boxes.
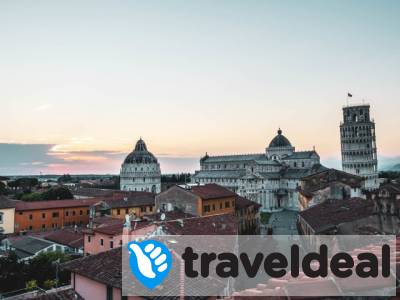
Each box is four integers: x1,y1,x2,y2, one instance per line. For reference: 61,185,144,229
122,214,132,245
176,219,184,227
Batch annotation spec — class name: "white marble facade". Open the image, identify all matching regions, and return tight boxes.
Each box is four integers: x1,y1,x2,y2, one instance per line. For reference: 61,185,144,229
192,129,325,211
120,138,161,193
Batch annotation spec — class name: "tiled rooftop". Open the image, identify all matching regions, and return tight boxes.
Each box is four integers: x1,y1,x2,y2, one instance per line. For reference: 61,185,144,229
298,197,374,233
15,198,102,211
235,196,261,209
188,183,237,200
44,229,84,249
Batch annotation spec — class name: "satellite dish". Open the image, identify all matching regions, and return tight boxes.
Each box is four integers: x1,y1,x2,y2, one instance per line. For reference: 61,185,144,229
160,213,166,221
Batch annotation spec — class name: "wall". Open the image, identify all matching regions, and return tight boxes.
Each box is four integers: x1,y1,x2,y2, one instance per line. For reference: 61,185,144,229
15,206,91,232
73,273,107,300
110,205,155,219
338,214,400,235
202,197,235,216
235,205,260,234
72,273,145,300
120,162,161,193
84,224,157,255
0,207,15,234
155,186,200,216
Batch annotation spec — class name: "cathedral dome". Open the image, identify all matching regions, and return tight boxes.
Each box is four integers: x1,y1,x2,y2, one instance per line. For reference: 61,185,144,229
123,138,158,164
269,129,292,148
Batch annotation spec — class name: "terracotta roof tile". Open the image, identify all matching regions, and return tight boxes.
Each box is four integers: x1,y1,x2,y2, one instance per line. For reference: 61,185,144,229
161,213,238,235
235,196,261,209
189,183,237,200
298,197,373,233
44,229,84,249
15,198,103,211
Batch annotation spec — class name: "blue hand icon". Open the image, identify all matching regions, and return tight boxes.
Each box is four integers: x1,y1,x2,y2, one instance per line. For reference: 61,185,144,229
127,240,172,289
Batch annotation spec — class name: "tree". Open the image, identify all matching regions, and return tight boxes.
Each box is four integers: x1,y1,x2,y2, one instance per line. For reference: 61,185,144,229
0,181,6,195
41,187,73,200
27,252,72,288
43,279,56,290
21,192,43,201
26,280,38,291
0,251,27,293
57,174,73,184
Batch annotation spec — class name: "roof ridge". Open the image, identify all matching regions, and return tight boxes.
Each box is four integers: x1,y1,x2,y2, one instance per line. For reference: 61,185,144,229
204,153,265,158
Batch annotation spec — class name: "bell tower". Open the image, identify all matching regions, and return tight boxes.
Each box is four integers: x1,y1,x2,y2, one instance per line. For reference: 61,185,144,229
340,104,378,190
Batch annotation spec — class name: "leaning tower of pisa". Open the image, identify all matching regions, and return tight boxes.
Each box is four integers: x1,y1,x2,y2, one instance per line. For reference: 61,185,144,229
340,104,378,190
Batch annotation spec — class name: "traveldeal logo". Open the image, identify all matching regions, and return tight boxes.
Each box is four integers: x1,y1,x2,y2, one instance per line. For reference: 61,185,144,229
123,235,396,297
127,240,172,289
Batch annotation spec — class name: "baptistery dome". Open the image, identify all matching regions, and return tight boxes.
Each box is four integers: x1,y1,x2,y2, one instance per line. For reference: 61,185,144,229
120,138,161,193
123,138,158,164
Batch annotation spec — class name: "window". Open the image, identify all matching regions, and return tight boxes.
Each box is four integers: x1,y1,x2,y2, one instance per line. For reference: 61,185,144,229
106,286,113,300
100,239,104,246
42,213,46,219
204,205,210,213
29,226,33,230
225,201,230,208
125,208,129,214
52,212,59,218
29,214,33,220
65,211,69,217
80,210,83,216
42,224,45,229
110,241,114,249
117,209,120,215
88,236,91,243
0,212,3,224
87,210,90,215
220,203,223,209
212,204,215,211
149,206,153,212
72,211,76,216
119,240,123,246
140,207,145,212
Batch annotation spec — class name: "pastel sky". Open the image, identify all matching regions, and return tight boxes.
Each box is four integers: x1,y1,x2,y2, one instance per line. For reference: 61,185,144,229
0,0,399,174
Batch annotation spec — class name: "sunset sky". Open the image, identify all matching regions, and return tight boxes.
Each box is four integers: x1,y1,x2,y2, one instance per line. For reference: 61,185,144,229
1,0,399,174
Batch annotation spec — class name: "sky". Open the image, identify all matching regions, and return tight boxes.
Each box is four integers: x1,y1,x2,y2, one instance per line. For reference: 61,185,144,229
0,0,399,175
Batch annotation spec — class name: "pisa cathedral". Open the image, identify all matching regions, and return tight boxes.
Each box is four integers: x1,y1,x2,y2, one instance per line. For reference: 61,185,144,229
192,129,326,211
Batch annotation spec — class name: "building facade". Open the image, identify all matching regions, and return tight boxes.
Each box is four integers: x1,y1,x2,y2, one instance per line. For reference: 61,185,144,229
14,198,100,233
120,138,161,193
90,191,155,220
340,104,378,190
155,184,236,217
298,168,364,210
192,129,325,211
0,196,17,234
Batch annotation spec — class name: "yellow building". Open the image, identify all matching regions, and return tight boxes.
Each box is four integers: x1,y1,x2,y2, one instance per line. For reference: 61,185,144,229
91,192,155,219
0,196,18,234
155,184,236,217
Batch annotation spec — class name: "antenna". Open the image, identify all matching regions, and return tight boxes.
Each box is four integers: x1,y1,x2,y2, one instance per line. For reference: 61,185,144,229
160,213,166,221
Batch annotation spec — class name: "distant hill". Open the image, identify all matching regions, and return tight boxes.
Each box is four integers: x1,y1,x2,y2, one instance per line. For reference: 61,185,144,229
379,156,400,171
390,164,400,171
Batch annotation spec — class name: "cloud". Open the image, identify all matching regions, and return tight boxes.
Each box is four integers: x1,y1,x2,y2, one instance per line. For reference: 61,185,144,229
0,143,200,175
